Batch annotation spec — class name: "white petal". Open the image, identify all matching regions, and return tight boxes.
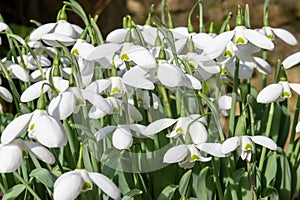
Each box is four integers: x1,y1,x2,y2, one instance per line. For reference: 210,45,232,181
88,106,107,119
189,122,208,145
23,140,55,164
0,86,13,102
112,126,133,149
289,83,300,95
221,136,241,154
10,64,30,82
197,143,227,157
48,92,77,120
95,126,116,141
122,66,154,90
82,90,112,114
175,38,188,54
244,29,274,50
30,23,56,41
254,57,272,74
0,144,22,173
257,84,283,104
21,80,49,102
33,112,67,148
121,45,156,67
106,28,128,43
1,113,33,144
163,145,189,163
87,43,121,60
282,52,300,69
53,172,84,200
250,136,277,150
157,63,183,87
170,27,189,39
42,33,75,47
296,121,300,133
193,33,213,49
145,118,177,136
85,80,110,93
218,95,232,110
273,28,297,46
89,172,120,200
128,104,143,121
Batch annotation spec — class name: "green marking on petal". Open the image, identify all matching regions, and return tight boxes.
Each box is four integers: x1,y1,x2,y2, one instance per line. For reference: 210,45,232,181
224,50,233,57
137,98,143,104
72,49,79,55
77,98,84,105
29,123,35,131
121,54,130,61
22,150,28,158
176,127,184,133
189,62,196,69
267,34,273,39
111,87,121,94
82,181,92,190
191,154,199,161
235,37,245,45
221,67,227,75
244,143,252,151
282,91,290,98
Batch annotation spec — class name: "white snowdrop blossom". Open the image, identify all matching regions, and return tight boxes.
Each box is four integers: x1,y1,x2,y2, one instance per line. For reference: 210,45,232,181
1,110,67,148
0,22,8,45
221,136,277,162
258,26,297,46
0,138,55,173
163,144,211,169
0,85,13,103
1,60,30,82
53,169,120,200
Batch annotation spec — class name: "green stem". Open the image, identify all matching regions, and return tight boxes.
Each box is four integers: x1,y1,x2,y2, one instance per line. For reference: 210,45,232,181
1,174,8,192
288,95,300,157
161,0,167,25
63,119,77,168
13,172,42,200
51,148,65,173
158,85,173,118
212,158,224,200
258,102,275,171
229,59,240,137
262,50,268,88
225,158,239,199
198,0,204,32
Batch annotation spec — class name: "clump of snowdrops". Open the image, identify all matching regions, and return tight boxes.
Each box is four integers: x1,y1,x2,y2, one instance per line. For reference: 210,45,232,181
0,0,300,199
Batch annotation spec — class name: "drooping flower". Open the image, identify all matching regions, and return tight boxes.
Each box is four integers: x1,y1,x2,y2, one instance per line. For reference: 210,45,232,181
221,136,277,162
257,26,297,46
53,169,120,200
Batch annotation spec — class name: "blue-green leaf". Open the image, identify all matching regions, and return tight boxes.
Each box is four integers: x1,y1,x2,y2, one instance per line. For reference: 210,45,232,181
121,189,143,200
157,184,178,200
29,168,56,189
2,184,26,200
179,169,192,198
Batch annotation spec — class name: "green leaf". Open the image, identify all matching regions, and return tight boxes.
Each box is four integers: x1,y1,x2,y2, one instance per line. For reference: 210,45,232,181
157,184,178,200
2,184,26,200
121,189,143,200
239,172,252,200
262,151,277,187
179,169,192,198
29,168,56,189
192,166,213,199
275,148,291,199
260,187,279,200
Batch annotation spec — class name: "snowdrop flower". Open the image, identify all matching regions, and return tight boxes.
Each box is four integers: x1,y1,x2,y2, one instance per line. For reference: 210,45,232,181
95,124,146,150
1,60,30,82
29,6,83,47
296,121,300,133
53,169,120,200
144,115,208,145
281,52,300,70
163,144,211,169
0,22,8,45
0,138,55,173
1,103,67,148
258,26,297,46
221,136,277,162
0,85,13,104
133,89,159,110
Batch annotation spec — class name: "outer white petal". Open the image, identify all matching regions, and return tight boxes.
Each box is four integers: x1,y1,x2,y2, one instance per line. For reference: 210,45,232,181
122,66,154,90
42,33,75,47
53,172,84,200
218,95,232,110
170,27,189,39
189,122,208,145
197,143,227,157
89,172,121,200
23,140,55,164
289,83,300,95
257,84,283,104
95,126,116,141
112,126,133,150
85,80,110,93
296,121,300,133
87,43,121,60
282,52,300,69
272,28,297,46
128,104,143,121
254,57,272,74
250,136,277,150
121,45,156,67
30,23,56,41
0,22,8,32
21,80,49,102
221,136,241,154
0,86,13,102
82,89,112,114
175,38,188,54
244,29,274,50
88,106,107,119
163,144,189,163
157,63,183,87
33,112,67,148
10,64,30,82
48,91,77,120
1,113,33,144
144,118,177,136
0,144,22,173
184,74,202,90
106,28,128,43
193,33,213,49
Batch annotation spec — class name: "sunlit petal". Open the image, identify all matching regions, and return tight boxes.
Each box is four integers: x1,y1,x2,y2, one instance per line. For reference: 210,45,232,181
257,84,283,104
221,136,241,154
282,52,300,69
163,145,189,163
0,86,13,102
112,126,133,149
0,143,22,173
21,80,49,102
23,140,55,164
272,28,297,46
250,136,277,150
145,118,177,136
244,29,274,50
